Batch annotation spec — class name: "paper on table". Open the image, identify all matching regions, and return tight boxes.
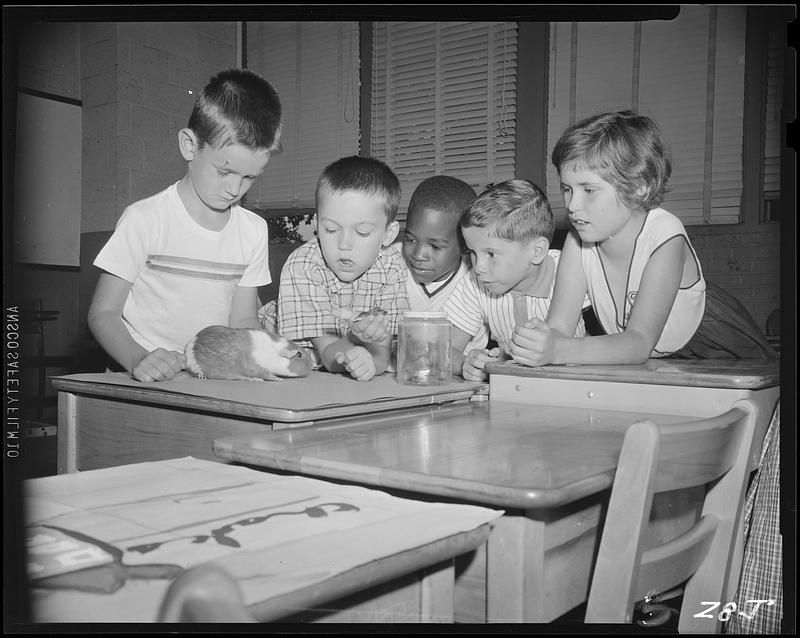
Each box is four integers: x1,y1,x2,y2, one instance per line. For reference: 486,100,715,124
25,457,503,622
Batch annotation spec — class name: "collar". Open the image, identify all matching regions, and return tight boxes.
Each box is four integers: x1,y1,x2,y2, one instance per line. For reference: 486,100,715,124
419,262,461,298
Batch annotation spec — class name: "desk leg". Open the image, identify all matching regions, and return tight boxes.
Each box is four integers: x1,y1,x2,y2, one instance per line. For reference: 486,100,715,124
420,561,455,622
57,392,77,474
486,514,545,622
486,499,606,623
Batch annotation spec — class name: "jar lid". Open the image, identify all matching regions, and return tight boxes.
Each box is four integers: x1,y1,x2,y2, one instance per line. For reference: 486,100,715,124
402,311,448,319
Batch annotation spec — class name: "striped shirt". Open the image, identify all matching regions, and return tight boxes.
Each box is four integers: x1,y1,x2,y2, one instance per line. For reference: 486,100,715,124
94,182,269,352
277,240,409,351
443,249,585,353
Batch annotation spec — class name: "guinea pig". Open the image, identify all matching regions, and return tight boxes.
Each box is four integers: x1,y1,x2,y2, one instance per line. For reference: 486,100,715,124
184,325,312,381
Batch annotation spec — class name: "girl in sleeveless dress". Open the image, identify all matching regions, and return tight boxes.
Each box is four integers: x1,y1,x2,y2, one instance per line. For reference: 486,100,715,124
509,110,776,366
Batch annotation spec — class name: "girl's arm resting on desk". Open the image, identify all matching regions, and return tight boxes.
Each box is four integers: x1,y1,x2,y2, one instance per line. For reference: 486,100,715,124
511,234,684,365
507,231,587,365
229,285,262,331
545,231,591,338
88,273,186,382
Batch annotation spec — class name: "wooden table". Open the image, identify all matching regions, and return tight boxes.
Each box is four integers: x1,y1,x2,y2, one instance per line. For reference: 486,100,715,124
23,457,501,623
52,371,485,474
214,359,780,624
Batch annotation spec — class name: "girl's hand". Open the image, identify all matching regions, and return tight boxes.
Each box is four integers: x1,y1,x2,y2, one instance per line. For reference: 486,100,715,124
335,346,377,381
133,348,186,382
350,309,391,344
462,346,505,382
509,318,554,367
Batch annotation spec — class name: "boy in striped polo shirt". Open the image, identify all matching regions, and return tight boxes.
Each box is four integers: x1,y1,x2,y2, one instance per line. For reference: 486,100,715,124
89,69,282,382
444,179,586,381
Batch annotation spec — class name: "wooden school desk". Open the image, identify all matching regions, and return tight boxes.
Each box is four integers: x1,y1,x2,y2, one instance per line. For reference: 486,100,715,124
213,359,780,624
52,371,485,474
24,457,501,623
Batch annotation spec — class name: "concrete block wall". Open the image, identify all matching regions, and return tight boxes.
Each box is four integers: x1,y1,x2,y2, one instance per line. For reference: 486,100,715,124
81,21,237,233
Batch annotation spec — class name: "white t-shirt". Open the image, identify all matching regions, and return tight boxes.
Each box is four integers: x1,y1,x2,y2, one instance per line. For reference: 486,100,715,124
94,182,270,352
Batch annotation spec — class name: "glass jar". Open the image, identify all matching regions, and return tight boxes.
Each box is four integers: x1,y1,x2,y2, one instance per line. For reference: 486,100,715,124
397,311,452,385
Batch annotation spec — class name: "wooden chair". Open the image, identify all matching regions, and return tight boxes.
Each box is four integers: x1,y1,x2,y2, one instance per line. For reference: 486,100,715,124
585,404,757,633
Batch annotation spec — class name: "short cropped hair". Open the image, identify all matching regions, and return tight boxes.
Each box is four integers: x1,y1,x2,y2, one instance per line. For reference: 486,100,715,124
188,68,282,152
407,176,477,223
315,156,401,223
461,179,554,244
551,110,671,211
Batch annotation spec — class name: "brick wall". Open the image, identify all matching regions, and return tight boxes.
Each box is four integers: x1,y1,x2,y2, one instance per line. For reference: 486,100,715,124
687,224,781,333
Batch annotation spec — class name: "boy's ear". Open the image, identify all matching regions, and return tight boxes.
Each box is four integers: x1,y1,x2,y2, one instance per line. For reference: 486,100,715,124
178,128,199,161
382,220,400,247
528,236,550,265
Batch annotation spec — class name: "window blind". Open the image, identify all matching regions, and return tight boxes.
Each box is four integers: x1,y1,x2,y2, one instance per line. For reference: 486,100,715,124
245,21,360,209
546,6,746,227
763,25,783,201
371,21,518,222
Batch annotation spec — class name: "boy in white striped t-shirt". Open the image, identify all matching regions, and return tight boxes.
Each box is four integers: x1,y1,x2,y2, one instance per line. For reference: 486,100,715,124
89,69,282,382
443,179,586,381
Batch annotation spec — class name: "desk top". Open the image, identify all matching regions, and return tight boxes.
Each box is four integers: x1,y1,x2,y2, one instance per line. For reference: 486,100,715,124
52,371,486,423
485,358,780,389
214,401,692,510
24,457,500,623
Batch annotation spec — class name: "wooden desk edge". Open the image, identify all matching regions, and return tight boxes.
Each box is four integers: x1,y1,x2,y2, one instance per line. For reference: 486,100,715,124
213,440,615,510
485,362,780,389
248,524,492,622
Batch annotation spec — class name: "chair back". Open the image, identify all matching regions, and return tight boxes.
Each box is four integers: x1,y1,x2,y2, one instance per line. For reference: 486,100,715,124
585,403,757,633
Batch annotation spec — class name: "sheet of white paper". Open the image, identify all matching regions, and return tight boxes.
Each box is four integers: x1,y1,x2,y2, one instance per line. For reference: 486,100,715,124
25,457,503,622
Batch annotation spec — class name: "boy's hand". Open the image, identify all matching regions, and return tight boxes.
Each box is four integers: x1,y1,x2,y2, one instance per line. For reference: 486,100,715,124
132,348,187,383
334,346,377,381
349,308,391,344
462,346,505,382
509,318,554,367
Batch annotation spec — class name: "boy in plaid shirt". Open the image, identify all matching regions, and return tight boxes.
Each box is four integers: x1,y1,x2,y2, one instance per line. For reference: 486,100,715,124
275,156,409,381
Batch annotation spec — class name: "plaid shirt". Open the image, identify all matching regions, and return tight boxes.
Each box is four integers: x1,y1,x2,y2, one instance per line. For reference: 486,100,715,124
725,403,783,634
277,240,409,352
